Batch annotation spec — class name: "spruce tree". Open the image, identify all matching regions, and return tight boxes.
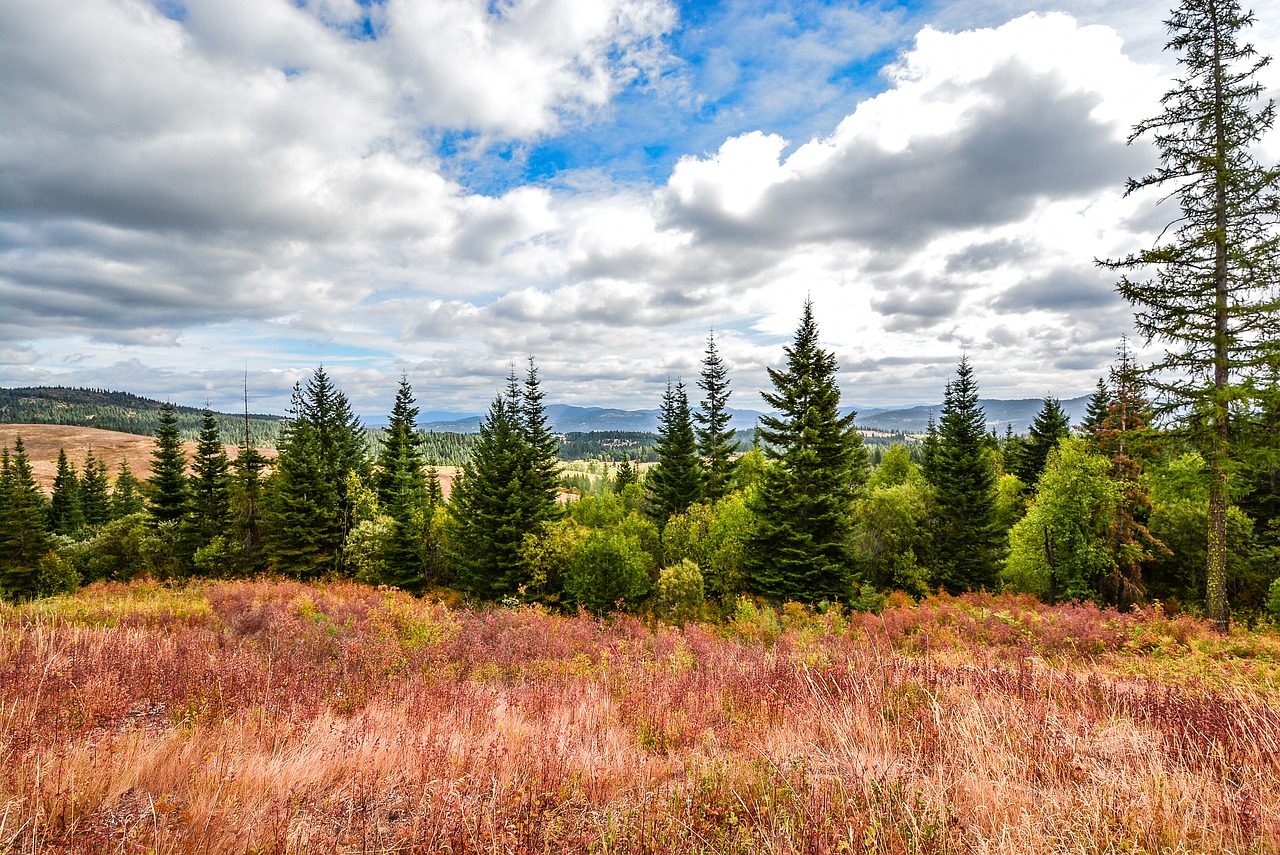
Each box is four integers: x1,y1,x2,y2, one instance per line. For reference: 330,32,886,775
79,449,111,528
648,380,703,524
229,377,267,573
264,405,343,578
744,300,866,603
184,407,232,568
695,332,738,502
1099,0,1280,629
927,357,1000,594
376,376,430,592
520,357,562,515
1080,378,1113,437
1012,396,1072,486
111,460,145,519
48,448,84,535
0,437,55,601
615,457,637,492
148,402,189,524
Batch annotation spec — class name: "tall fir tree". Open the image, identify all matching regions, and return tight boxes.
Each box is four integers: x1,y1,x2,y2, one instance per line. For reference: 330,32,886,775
1080,377,1113,437
229,375,268,573
1100,0,1280,630
695,332,738,502
520,357,562,515
450,362,561,600
79,449,111,528
148,402,189,524
648,380,704,524
183,407,232,569
0,437,55,601
48,448,84,535
1012,396,1072,486
111,460,145,519
927,356,1001,594
744,300,866,603
264,398,343,579
376,376,430,592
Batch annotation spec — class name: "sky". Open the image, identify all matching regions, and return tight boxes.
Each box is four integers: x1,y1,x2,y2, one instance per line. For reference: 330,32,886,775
2,0,1279,420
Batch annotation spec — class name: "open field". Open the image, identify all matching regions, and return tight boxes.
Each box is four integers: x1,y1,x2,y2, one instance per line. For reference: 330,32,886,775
3,581,1279,853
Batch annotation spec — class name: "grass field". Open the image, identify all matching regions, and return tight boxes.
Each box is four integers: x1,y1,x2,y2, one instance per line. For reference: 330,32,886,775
3,580,1279,853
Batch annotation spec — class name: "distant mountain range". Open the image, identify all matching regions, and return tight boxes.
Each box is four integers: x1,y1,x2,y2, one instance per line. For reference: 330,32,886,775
422,396,1093,436
1,386,1093,441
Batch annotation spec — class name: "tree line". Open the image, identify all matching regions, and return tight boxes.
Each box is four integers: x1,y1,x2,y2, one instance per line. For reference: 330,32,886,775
2,0,1277,627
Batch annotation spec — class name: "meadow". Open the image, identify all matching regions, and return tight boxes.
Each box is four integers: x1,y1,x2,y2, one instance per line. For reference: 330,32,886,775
3,580,1279,853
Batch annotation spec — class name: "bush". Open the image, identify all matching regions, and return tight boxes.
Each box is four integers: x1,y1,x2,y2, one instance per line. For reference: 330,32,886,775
653,559,705,624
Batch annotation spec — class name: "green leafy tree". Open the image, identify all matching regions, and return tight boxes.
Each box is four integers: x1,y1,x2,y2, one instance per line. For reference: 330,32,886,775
855,446,933,596
695,331,738,502
648,380,703,523
147,402,188,524
0,437,56,601
79,449,111,528
1011,396,1071,486
563,526,654,614
745,300,867,603
926,357,1001,594
1005,439,1120,604
1099,0,1280,629
48,448,84,535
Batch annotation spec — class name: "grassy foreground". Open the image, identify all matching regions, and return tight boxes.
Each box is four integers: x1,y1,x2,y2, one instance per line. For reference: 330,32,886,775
2,581,1279,853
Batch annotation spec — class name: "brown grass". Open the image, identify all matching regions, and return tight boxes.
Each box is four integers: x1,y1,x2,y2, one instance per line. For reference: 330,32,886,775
2,582,1278,853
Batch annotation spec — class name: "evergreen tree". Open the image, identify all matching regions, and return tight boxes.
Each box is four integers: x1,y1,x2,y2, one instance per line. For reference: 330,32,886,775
376,376,430,592
229,378,267,573
695,332,738,502
928,357,1000,594
1080,377,1113,437
184,407,232,568
1012,396,1072,486
79,449,111,528
614,457,637,492
648,380,703,523
110,460,145,519
148,402,188,524
520,357,562,515
1100,0,1280,629
48,448,84,535
744,300,866,603
263,367,370,578
0,437,55,601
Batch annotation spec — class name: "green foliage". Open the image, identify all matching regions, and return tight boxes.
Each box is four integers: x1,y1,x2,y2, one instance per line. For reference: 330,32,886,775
746,300,866,603
563,526,654,614
661,492,754,602
993,473,1031,534
1010,396,1071,486
1146,498,1258,610
81,513,155,583
79,448,111,528
695,332,738,502
652,558,706,624
1005,439,1120,604
375,377,432,592
926,357,1001,594
648,380,703,523
854,479,933,597
183,407,232,570
110,461,145,519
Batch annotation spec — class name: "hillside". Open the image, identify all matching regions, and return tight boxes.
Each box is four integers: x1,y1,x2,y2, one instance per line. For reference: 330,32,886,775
0,387,282,447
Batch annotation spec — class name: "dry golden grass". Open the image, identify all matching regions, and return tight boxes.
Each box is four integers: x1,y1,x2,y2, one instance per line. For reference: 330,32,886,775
2,581,1278,853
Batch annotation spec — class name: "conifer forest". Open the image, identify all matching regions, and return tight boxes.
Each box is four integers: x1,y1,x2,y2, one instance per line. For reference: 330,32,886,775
3,0,1280,851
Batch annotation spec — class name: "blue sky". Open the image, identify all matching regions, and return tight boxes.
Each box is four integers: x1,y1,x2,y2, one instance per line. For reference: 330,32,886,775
1,0,1278,418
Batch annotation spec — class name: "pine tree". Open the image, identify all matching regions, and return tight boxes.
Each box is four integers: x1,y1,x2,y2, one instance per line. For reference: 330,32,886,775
184,407,232,568
745,300,866,603
0,437,55,601
648,380,703,523
111,461,145,519
229,375,267,574
614,457,637,492
48,448,84,535
79,449,111,528
520,357,562,516
148,402,188,524
928,357,1000,594
1100,0,1280,629
1012,396,1072,486
695,332,738,502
